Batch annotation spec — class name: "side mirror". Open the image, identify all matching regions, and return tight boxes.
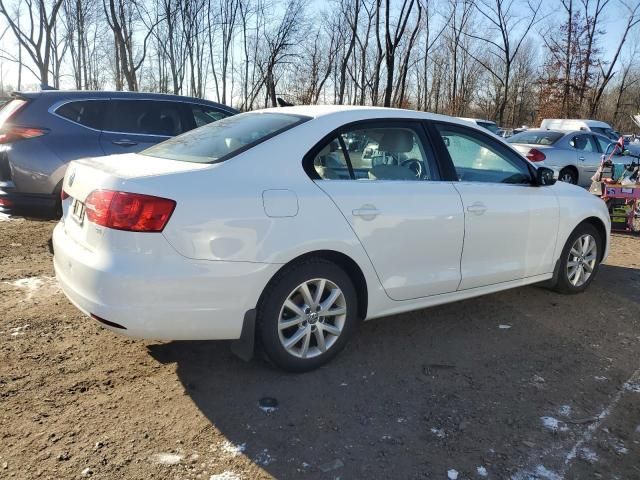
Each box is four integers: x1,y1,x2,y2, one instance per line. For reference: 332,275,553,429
536,166,556,186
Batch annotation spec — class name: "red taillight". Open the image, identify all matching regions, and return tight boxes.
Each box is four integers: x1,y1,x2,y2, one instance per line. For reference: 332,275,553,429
0,126,48,144
84,190,176,232
526,148,546,162
61,189,70,201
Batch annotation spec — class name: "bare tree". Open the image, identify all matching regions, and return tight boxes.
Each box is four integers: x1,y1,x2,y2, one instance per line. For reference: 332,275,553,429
382,0,416,107
0,0,65,86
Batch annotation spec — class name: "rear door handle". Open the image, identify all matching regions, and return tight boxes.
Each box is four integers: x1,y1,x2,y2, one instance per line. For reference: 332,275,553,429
352,205,380,220
579,156,585,161
466,202,487,215
112,139,138,147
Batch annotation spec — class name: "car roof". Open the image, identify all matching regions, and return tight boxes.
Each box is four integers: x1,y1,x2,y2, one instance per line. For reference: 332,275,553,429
254,105,490,129
13,90,237,112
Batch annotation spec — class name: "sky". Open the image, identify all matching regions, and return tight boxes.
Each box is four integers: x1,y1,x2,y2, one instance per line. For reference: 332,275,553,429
0,0,637,95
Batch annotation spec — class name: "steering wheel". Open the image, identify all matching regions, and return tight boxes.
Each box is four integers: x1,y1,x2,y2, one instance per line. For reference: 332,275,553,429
401,159,423,178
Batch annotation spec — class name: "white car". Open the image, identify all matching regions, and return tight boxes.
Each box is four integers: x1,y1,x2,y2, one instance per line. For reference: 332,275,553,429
53,106,611,371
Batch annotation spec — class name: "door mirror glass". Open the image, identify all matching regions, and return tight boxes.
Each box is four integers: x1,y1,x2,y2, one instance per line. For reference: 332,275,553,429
536,166,556,186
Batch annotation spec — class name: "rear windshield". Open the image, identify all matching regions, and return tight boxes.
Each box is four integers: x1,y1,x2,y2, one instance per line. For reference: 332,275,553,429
142,112,309,163
508,131,563,145
477,121,498,134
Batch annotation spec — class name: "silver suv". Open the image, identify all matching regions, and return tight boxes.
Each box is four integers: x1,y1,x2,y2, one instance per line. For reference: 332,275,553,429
0,90,237,217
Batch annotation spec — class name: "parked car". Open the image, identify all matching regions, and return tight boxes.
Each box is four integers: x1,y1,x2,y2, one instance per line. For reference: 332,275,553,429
53,106,610,372
0,90,237,217
540,118,622,143
458,117,499,134
508,129,618,186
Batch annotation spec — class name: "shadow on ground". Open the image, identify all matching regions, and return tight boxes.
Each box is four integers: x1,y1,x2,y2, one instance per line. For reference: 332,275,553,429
148,264,640,479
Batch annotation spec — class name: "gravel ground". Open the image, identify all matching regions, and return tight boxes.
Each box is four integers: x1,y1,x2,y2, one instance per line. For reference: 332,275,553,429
0,217,639,480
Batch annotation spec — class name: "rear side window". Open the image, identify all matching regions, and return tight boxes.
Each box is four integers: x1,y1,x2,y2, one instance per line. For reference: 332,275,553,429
0,99,28,126
189,104,230,128
508,131,563,145
142,112,309,163
103,100,186,136
56,100,106,129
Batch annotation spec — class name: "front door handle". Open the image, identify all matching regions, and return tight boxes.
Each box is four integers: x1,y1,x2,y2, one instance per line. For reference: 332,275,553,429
466,202,487,215
579,156,585,161
352,205,380,220
112,139,138,147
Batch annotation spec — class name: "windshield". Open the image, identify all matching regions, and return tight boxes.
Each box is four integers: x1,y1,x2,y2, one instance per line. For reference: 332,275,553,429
142,112,310,163
508,131,563,145
477,121,499,134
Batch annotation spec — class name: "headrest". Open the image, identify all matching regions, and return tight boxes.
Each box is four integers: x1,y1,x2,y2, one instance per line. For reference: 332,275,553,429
378,130,413,153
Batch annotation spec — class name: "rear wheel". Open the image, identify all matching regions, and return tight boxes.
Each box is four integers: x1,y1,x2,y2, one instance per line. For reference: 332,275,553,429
552,223,602,294
257,259,358,372
559,167,578,185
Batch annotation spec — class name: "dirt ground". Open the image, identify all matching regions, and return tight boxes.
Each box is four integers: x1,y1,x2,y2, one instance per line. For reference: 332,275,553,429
0,216,639,480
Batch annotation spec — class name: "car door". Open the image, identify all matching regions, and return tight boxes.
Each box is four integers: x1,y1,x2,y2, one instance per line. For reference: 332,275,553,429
99,100,189,155
569,133,602,185
430,122,559,290
309,121,465,301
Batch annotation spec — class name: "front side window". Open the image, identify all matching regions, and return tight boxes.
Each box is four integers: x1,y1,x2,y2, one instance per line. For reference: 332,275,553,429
56,100,106,129
569,134,597,152
593,135,613,153
190,104,231,128
312,125,434,181
435,124,532,184
103,100,185,136
143,112,308,163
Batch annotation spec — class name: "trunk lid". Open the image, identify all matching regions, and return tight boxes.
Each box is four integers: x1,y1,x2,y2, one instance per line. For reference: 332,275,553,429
61,153,210,249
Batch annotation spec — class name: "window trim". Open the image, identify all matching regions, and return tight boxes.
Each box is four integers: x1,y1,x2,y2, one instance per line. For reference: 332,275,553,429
50,98,234,137
303,118,444,182
428,121,537,185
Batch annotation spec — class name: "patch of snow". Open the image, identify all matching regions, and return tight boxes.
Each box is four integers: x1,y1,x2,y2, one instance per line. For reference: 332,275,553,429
534,465,562,480
558,405,572,417
623,381,640,393
209,472,241,480
220,441,246,457
477,466,488,477
579,447,598,463
6,276,60,301
594,376,608,381
540,416,568,432
9,324,29,336
498,324,512,329
430,427,446,438
447,469,459,480
254,449,274,466
150,453,183,465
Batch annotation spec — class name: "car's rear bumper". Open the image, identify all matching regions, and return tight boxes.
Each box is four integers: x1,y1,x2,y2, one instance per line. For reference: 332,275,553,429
52,222,280,340
0,185,59,218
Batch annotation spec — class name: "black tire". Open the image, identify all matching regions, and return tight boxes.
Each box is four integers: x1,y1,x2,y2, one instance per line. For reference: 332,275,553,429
558,167,578,185
551,223,603,294
257,258,358,372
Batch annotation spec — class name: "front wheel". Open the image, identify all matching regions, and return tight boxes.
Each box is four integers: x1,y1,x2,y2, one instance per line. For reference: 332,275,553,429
552,223,602,294
257,259,358,372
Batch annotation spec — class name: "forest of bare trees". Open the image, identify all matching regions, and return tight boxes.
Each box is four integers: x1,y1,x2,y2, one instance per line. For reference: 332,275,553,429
0,0,639,130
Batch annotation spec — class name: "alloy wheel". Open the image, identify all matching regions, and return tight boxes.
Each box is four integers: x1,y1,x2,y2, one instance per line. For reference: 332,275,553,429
560,172,576,184
566,234,597,287
277,278,347,359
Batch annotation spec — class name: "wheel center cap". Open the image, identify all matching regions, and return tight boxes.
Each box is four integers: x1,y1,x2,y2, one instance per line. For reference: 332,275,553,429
308,312,319,324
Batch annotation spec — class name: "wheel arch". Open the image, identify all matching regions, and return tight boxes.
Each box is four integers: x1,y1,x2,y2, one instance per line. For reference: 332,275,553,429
559,164,579,182
260,249,369,321
579,216,608,262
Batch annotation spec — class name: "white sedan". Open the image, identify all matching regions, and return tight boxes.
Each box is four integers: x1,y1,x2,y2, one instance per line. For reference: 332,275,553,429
53,106,611,371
